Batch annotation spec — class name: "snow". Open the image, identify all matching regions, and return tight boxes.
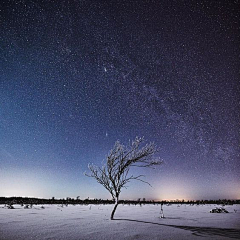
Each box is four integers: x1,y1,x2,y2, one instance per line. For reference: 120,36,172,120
0,204,239,239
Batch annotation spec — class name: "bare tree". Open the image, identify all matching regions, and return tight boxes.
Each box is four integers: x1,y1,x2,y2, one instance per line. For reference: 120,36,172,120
85,137,163,220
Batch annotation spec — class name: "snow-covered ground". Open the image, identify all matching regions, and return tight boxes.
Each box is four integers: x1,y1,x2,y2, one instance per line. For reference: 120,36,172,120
0,204,239,239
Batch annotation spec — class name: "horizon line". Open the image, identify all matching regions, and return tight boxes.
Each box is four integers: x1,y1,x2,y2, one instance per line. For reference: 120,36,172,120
1,196,240,201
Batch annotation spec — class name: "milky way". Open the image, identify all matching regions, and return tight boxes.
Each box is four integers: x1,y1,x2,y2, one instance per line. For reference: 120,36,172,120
0,0,239,200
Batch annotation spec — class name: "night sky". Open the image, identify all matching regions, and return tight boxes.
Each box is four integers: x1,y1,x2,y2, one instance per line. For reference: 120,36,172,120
0,0,239,200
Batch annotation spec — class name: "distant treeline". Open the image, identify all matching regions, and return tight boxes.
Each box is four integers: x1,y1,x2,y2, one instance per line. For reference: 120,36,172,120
0,197,239,205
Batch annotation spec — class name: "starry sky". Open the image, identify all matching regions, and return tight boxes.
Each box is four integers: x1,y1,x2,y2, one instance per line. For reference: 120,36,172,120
0,0,239,200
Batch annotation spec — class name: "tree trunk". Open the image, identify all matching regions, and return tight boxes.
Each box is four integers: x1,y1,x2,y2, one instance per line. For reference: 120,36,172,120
111,200,119,220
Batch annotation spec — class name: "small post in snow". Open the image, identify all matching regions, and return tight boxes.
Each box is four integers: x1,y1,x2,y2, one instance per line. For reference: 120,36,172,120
160,202,164,218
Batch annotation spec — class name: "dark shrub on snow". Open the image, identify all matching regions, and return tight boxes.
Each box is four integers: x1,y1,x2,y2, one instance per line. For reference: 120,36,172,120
210,207,228,213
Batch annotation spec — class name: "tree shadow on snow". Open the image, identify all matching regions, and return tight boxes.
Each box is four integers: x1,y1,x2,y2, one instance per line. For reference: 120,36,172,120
113,218,240,239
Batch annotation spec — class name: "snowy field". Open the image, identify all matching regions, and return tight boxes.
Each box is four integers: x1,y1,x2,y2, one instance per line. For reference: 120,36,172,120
0,204,240,239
